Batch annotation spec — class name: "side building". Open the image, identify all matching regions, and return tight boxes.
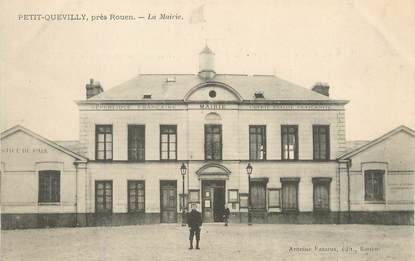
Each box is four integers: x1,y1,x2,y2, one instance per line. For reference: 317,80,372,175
338,126,415,224
0,126,88,229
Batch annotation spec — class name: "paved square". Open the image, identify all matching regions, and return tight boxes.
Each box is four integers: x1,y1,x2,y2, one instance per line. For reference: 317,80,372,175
1,224,414,261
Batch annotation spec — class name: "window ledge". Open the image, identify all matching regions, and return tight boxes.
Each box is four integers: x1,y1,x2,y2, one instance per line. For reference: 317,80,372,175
38,202,61,206
364,200,386,204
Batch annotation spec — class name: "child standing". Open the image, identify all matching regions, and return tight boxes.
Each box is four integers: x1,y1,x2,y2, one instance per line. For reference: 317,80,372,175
223,205,231,226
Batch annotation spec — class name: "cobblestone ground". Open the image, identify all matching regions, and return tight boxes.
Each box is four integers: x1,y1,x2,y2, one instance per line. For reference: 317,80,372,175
1,224,414,261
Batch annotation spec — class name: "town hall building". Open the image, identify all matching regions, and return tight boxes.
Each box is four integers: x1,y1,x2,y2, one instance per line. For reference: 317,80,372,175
1,47,413,229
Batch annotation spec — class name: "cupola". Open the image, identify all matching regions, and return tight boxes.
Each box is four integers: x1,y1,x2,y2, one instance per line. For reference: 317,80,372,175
198,45,216,80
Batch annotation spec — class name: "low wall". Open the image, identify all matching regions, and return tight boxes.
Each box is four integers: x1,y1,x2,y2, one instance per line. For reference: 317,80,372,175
2,211,413,230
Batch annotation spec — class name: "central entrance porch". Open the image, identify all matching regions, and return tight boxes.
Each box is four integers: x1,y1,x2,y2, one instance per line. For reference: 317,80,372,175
202,180,226,222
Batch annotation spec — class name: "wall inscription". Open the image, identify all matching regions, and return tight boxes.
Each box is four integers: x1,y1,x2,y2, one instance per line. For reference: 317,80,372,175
81,103,338,111
1,148,48,153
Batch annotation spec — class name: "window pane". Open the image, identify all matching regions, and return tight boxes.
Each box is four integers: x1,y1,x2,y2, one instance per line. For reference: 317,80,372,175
169,142,176,151
98,134,105,142
161,134,168,142
161,142,168,152
169,151,176,159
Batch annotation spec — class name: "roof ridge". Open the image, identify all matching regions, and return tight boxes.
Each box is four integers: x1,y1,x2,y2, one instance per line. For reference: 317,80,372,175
339,125,415,159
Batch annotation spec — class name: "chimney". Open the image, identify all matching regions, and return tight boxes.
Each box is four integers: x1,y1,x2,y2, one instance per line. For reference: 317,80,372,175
198,45,216,80
312,82,330,97
86,78,103,99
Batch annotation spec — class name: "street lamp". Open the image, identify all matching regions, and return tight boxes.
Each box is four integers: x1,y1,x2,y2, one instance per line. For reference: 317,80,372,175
180,163,187,226
246,162,253,225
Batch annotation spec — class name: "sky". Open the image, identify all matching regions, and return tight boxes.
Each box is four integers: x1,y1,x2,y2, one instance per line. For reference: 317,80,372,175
1,0,414,141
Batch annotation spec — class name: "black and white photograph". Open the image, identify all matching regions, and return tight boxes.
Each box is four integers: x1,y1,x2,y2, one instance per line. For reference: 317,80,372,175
1,0,414,260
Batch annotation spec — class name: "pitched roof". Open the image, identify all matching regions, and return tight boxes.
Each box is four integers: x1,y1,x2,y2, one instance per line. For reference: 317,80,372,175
344,140,370,154
54,140,81,155
84,74,347,103
339,125,415,159
1,125,88,162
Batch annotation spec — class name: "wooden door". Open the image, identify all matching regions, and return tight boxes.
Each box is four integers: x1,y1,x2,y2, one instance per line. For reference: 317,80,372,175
160,181,177,223
313,183,330,211
282,182,298,211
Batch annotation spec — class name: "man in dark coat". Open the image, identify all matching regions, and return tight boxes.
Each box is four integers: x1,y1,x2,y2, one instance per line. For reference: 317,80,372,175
187,203,202,250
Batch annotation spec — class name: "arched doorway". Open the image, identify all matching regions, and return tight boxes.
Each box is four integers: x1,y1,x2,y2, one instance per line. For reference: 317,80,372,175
196,163,231,222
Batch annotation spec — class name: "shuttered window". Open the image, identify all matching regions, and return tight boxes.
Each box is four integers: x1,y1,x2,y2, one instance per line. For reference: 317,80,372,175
312,178,331,211
205,125,222,160
128,125,145,161
38,170,60,203
95,181,113,213
160,125,177,160
96,125,113,160
281,125,298,160
281,178,299,212
249,125,266,160
365,170,385,201
250,182,266,209
128,181,145,212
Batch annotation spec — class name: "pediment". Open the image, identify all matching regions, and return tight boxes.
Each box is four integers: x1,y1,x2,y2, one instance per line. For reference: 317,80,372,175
196,163,231,177
184,82,243,102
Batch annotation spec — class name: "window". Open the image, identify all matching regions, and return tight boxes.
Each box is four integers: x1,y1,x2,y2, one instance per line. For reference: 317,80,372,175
205,124,222,160
95,125,113,161
281,178,299,212
312,178,331,211
95,181,112,213
38,170,60,203
188,190,200,203
160,125,177,160
128,125,145,161
313,125,330,160
209,90,216,98
365,170,385,201
254,92,264,99
128,181,145,212
268,189,281,208
281,125,298,160
249,125,266,160
228,189,239,203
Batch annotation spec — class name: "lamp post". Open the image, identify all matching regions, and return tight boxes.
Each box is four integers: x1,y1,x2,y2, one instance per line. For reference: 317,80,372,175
246,162,253,225
180,163,187,226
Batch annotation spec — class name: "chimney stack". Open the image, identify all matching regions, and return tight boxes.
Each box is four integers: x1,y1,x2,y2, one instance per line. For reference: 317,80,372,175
312,82,330,97
86,78,103,99
198,45,216,80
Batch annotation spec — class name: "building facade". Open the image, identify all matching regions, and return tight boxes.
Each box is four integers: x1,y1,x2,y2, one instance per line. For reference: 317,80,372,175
1,47,413,229
76,47,348,225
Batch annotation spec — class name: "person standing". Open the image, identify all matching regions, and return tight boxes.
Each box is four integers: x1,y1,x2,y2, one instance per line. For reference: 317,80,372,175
223,205,231,226
187,203,202,250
